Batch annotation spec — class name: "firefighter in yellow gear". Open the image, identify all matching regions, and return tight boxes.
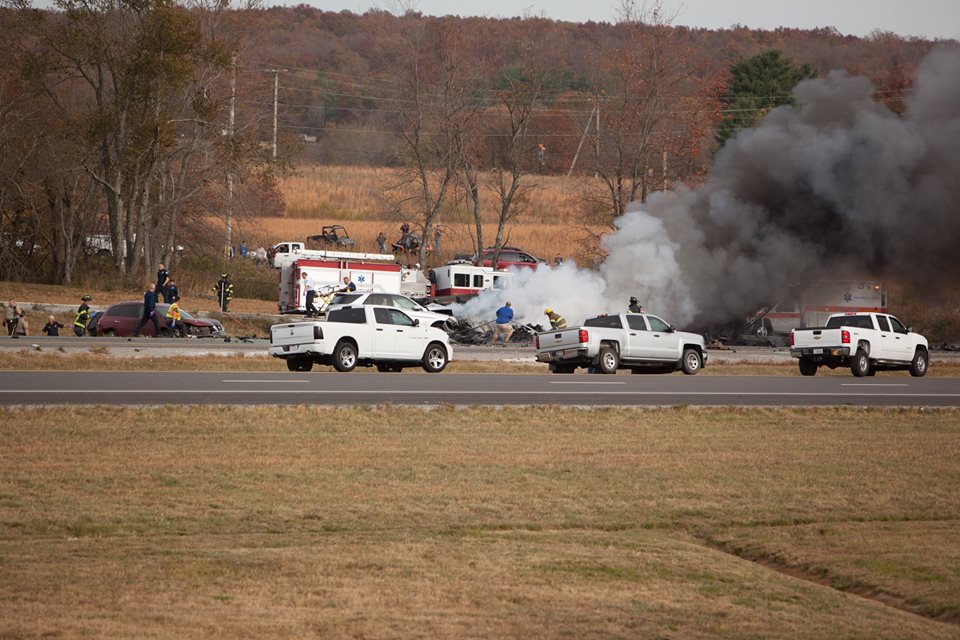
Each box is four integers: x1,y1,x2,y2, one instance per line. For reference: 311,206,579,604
73,295,92,336
544,307,567,330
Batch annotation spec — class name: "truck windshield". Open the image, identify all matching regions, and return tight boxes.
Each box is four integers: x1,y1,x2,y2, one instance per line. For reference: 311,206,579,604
825,315,873,329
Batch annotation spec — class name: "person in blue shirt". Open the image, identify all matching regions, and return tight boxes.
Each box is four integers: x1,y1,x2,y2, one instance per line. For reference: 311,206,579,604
133,283,161,337
339,276,357,293
491,301,514,345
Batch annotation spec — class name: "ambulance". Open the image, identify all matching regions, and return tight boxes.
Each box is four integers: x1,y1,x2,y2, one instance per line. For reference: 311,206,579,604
747,279,887,336
428,261,513,302
271,242,429,314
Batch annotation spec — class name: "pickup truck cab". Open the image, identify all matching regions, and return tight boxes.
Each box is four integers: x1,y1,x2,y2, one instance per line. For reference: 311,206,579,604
789,312,928,377
269,305,452,373
535,313,708,375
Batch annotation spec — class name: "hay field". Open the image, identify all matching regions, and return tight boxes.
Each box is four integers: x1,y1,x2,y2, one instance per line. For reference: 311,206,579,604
1,406,958,638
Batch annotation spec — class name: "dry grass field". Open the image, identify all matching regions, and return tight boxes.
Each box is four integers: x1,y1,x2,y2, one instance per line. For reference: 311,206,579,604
1,406,958,638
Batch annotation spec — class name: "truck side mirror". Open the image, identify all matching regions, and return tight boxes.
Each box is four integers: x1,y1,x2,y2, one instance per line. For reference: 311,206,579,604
413,319,420,327
668,326,675,333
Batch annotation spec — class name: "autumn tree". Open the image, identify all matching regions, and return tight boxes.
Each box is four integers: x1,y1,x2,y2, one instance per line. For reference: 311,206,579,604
714,50,816,148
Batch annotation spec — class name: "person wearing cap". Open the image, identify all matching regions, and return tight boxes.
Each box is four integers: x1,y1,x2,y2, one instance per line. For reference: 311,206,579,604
73,295,92,336
156,263,170,302
629,296,645,314
490,301,514,345
544,307,567,330
5,300,26,336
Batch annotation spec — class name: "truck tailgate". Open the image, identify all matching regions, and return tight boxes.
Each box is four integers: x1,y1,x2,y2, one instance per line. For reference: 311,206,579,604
792,328,844,348
271,322,320,348
538,328,584,354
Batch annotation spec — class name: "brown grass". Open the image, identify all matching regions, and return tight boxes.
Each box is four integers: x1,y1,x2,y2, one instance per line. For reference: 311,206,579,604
1,406,958,638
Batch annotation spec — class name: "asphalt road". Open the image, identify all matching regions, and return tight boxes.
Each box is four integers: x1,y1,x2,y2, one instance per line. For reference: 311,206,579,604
3,371,959,407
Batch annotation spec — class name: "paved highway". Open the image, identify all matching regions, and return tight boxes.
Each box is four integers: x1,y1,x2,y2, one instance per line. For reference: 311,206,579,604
2,371,959,407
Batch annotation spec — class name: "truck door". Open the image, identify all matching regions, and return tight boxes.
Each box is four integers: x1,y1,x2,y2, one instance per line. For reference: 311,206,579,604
625,315,655,358
384,308,423,358
372,308,398,356
645,315,679,360
885,316,913,361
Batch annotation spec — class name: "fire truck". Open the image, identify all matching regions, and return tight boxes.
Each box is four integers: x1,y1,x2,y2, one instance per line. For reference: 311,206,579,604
747,279,887,336
271,242,429,314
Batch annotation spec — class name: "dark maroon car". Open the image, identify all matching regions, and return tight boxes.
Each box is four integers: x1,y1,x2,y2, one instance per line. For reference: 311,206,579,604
94,302,225,338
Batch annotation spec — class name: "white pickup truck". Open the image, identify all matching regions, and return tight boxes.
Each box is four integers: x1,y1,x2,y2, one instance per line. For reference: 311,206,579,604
789,312,928,377
269,305,452,373
535,313,708,375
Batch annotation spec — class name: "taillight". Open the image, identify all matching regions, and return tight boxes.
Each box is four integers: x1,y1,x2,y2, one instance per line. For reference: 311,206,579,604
535,334,540,349
788,332,794,347
579,329,589,343
313,325,324,340
841,329,850,344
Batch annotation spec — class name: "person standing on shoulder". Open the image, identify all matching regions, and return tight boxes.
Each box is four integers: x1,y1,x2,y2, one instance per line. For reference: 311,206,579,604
165,296,182,336
433,227,442,253
156,263,170,302
376,231,387,254
214,274,234,312
133,284,161,337
73,295,92,336
5,300,24,336
42,316,64,336
544,307,567,330
491,301,514,345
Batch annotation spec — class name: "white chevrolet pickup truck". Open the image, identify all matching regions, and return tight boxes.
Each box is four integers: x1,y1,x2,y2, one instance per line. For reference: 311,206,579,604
269,305,452,373
535,313,708,375
789,312,928,377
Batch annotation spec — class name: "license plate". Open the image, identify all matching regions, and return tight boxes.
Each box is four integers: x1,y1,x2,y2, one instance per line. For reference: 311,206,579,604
812,348,822,354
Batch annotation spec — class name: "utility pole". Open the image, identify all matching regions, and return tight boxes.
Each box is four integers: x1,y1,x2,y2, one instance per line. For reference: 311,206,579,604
567,106,596,177
226,56,236,259
265,68,287,160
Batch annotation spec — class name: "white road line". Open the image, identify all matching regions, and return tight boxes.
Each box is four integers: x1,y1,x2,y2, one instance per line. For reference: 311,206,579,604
3,390,960,397
841,383,909,387
221,379,310,383
549,381,626,385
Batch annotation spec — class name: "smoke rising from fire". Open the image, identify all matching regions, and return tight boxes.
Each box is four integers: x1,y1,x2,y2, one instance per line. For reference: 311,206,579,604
456,48,960,328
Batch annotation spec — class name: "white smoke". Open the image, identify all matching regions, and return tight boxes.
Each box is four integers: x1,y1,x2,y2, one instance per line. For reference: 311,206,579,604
455,47,960,329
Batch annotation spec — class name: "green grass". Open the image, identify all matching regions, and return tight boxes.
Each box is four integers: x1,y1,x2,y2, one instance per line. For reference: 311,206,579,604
1,406,959,638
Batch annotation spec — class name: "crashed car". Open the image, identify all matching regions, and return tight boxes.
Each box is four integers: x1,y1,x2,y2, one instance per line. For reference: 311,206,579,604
94,302,225,338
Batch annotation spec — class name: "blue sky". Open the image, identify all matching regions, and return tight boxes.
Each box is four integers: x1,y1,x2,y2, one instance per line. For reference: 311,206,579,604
304,0,960,40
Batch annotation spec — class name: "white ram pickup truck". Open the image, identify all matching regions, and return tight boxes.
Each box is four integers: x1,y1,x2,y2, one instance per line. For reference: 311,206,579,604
789,312,928,377
269,305,452,373
535,313,708,375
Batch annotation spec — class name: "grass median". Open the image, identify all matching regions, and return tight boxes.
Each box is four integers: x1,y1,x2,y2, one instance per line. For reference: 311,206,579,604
1,406,958,638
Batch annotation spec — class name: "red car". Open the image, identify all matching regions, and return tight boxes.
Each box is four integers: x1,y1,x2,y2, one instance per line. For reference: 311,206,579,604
94,302,225,338
480,246,546,270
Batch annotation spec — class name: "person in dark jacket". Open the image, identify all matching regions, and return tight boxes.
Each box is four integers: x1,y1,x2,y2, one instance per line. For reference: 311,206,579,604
214,274,234,312
133,284,161,337
42,316,64,336
73,295,92,336
156,264,170,302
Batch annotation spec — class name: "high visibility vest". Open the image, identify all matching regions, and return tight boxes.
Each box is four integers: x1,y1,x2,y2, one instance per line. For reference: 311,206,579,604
166,304,181,321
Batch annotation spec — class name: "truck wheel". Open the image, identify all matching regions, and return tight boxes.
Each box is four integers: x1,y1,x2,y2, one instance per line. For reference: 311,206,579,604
910,349,928,377
422,342,448,373
798,358,818,376
597,346,619,374
681,348,702,375
850,349,871,377
287,356,313,372
333,341,358,372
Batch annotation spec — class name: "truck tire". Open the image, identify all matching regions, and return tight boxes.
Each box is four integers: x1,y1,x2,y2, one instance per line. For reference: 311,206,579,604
597,346,619,374
850,349,871,377
422,342,448,373
332,341,358,372
910,348,928,377
681,348,703,375
287,356,313,372
798,358,818,376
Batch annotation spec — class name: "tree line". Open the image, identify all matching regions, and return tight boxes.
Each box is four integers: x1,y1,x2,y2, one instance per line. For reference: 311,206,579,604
0,0,940,284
